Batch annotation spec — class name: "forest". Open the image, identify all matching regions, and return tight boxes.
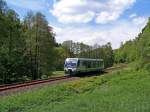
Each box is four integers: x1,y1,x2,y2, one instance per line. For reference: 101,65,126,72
1,1,150,112
0,0,114,84
114,17,150,72
0,0,150,84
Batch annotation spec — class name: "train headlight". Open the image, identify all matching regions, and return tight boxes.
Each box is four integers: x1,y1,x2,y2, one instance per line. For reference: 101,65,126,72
72,68,76,71
64,68,68,71
64,68,76,72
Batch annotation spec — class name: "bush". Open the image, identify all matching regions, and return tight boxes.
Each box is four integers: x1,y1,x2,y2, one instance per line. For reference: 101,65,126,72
134,60,143,71
144,63,150,73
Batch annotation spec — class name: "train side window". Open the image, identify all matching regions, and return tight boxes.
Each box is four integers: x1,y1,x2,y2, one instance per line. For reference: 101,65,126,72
101,61,102,67
96,61,97,67
100,61,103,67
86,61,88,68
93,61,96,68
80,60,85,67
100,61,102,67
100,61,101,67
98,61,100,67
88,61,91,68
83,61,87,68
77,60,80,67
97,61,98,68
85,61,88,68
91,61,93,68
94,61,96,68
92,61,94,68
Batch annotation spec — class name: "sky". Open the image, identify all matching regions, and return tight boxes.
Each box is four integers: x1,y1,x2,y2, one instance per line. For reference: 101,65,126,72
5,0,150,49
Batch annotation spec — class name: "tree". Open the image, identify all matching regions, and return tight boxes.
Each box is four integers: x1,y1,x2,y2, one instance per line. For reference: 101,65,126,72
0,1,29,83
61,40,114,68
23,12,56,79
114,18,150,72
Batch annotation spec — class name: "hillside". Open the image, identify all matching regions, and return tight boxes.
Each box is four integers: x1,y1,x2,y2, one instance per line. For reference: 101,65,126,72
114,18,150,68
1,65,150,112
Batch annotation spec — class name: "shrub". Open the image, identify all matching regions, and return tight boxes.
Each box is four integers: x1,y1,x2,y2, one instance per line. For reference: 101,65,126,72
144,63,150,73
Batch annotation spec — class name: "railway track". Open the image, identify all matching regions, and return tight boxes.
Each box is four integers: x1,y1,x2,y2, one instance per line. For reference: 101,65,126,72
105,64,127,72
0,76,72,93
0,64,127,95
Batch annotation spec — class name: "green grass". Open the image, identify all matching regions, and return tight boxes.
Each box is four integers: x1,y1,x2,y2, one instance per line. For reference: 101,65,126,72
52,71,64,76
0,66,150,112
50,71,64,77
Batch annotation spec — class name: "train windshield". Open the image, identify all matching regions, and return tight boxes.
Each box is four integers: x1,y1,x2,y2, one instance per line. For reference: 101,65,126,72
65,61,77,68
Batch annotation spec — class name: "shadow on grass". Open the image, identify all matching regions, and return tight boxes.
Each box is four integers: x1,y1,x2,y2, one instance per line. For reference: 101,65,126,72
73,71,107,78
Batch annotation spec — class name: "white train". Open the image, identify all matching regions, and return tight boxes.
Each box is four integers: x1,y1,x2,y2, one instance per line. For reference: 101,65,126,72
64,58,104,76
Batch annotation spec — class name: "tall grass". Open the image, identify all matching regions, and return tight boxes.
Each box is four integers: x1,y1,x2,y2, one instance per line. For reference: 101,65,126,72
0,67,150,112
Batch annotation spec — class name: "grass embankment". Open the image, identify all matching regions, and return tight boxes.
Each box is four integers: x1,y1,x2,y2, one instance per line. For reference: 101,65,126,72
0,66,150,112
51,71,64,77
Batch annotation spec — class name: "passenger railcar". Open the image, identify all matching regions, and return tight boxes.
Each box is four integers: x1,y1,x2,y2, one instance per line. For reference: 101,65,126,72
64,58,104,76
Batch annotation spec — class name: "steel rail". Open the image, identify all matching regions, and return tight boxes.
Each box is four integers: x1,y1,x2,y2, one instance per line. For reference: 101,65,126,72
0,76,70,92
0,64,127,92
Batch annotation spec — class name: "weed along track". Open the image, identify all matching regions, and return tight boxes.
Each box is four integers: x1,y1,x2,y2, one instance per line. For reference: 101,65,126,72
0,65,127,96
0,76,70,91
0,76,76,96
105,64,127,73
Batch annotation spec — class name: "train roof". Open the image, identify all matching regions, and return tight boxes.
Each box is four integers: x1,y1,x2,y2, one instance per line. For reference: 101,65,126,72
65,58,103,61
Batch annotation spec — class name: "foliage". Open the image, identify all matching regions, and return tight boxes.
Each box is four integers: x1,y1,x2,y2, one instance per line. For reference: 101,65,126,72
0,0,114,84
61,41,114,68
1,67,150,112
23,12,56,79
53,47,66,70
0,1,56,83
114,18,150,72
0,0,30,83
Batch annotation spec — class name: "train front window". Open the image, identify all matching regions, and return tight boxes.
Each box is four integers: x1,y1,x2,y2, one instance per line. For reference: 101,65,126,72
65,61,77,68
